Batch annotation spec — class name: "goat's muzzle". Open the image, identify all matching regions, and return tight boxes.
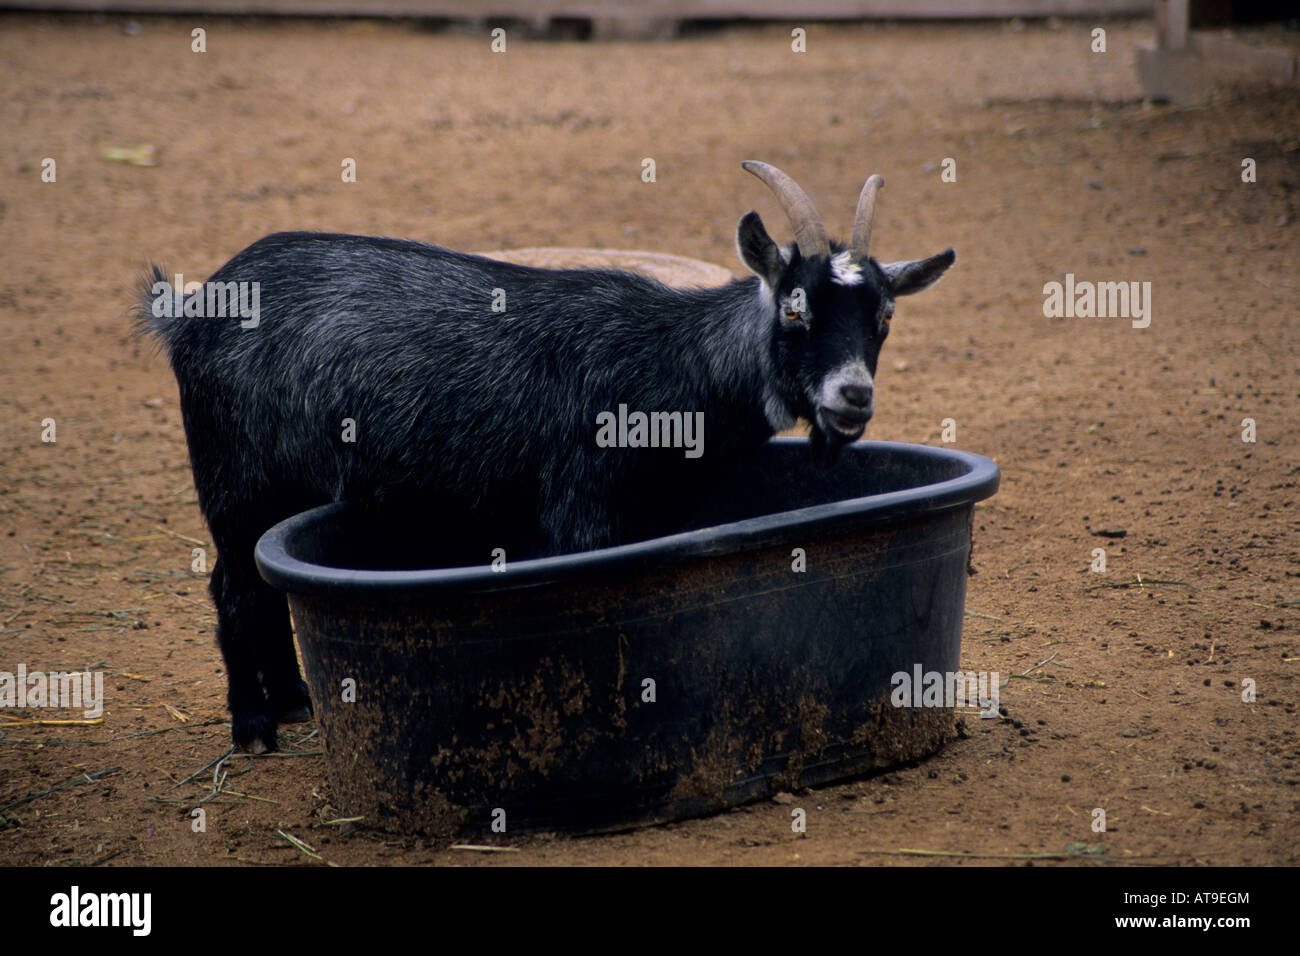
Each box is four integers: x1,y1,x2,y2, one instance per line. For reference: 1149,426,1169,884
817,404,871,440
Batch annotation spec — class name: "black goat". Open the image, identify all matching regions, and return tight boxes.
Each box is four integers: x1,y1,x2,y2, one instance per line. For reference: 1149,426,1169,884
137,161,955,753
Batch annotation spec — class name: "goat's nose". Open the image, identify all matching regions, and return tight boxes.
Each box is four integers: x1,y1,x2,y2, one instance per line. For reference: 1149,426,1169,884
840,383,873,408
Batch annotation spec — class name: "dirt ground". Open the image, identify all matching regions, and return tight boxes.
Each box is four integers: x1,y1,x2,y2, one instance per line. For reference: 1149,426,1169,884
0,14,1297,867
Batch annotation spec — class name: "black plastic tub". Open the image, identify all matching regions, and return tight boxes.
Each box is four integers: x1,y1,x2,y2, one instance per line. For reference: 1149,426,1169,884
255,438,999,836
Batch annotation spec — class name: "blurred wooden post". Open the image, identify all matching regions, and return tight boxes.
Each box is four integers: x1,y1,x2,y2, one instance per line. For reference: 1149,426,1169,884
1154,0,1188,51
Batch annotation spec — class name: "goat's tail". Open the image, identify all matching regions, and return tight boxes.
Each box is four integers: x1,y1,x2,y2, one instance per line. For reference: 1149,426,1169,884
132,264,179,349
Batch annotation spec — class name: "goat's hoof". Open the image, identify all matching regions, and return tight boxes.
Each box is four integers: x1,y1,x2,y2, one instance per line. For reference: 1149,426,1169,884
232,714,278,754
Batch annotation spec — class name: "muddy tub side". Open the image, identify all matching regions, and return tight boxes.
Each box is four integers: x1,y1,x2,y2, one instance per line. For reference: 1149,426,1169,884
257,439,999,835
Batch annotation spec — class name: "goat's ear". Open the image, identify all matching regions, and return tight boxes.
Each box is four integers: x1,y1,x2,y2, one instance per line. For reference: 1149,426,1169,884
882,248,956,296
737,211,785,288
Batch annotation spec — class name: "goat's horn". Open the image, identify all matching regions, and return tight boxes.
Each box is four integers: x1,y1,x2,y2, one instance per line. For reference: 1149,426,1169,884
850,174,884,261
742,160,830,261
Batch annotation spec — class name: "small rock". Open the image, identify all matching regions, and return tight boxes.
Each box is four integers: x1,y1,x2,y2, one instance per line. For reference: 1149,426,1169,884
772,791,795,805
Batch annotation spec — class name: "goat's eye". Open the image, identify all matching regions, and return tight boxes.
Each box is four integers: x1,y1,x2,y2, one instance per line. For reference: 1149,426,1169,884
784,308,803,323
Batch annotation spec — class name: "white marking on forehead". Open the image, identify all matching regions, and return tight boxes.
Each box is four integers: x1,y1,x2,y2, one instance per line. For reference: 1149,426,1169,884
830,250,864,286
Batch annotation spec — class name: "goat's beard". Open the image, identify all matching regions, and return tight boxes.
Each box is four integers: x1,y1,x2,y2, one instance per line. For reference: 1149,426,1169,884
809,422,852,468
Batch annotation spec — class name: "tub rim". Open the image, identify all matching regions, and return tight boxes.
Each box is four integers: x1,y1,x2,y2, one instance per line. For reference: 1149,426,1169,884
254,438,999,598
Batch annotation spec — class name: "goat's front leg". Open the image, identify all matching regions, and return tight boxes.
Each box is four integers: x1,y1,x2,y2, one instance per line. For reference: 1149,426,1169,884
538,458,617,556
